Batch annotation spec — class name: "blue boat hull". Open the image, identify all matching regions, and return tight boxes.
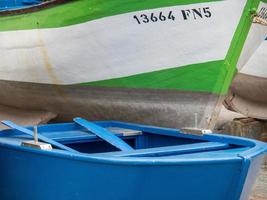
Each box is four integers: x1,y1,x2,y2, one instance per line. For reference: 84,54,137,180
0,146,265,200
0,120,266,200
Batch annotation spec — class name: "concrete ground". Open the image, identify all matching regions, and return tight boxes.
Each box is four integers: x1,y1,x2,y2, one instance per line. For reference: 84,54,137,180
250,159,267,200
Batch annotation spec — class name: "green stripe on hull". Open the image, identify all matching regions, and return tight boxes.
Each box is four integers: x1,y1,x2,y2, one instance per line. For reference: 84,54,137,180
220,0,262,94
81,60,226,94
1,0,265,97
81,0,265,95
0,0,219,31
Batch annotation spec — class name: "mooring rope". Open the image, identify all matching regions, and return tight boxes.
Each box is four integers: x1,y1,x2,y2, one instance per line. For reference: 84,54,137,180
253,15,267,26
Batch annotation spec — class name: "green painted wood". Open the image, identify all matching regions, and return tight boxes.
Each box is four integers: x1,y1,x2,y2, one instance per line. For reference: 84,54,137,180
80,0,265,95
0,0,265,96
81,60,226,94
0,0,220,31
219,0,262,94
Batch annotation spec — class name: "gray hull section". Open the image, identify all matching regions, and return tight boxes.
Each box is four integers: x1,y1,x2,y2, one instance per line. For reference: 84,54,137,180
225,73,267,120
0,81,221,129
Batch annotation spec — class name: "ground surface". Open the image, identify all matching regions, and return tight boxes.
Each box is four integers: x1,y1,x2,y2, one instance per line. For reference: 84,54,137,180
250,160,267,200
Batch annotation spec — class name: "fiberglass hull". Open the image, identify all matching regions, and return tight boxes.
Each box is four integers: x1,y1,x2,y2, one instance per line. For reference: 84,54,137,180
0,120,266,200
0,143,265,200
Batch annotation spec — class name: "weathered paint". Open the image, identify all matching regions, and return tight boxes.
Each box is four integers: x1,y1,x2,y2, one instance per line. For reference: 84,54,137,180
0,0,266,129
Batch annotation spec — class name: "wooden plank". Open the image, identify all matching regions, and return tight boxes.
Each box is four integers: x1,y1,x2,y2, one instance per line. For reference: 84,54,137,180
74,117,134,151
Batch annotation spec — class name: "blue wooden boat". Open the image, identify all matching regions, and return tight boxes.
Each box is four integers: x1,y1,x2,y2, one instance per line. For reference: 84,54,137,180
0,118,266,200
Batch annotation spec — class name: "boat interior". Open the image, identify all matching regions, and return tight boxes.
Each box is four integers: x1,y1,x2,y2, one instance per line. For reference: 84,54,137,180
0,117,256,159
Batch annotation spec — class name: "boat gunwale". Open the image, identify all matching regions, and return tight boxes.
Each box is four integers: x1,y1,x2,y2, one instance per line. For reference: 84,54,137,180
0,121,266,166
0,0,70,16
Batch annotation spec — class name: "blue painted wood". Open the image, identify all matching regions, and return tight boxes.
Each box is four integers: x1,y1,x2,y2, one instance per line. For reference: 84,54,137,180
74,117,133,151
94,142,230,157
1,120,79,153
42,130,124,144
0,120,266,200
0,0,40,10
22,0,41,5
0,145,244,200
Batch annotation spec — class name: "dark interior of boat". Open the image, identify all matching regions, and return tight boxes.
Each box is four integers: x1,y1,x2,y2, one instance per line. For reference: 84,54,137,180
0,119,248,157
64,133,205,154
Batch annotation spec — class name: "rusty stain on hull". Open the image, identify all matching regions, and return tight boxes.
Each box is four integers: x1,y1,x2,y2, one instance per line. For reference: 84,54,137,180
37,29,61,86
37,29,70,100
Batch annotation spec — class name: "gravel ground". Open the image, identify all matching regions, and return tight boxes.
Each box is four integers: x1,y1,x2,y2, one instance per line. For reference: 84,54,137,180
250,161,267,200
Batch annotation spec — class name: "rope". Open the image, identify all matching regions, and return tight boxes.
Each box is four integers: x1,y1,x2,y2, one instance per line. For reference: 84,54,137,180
253,15,267,26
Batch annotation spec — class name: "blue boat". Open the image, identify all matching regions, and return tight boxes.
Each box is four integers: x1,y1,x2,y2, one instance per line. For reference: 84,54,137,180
0,118,266,200
0,0,41,11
